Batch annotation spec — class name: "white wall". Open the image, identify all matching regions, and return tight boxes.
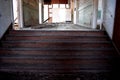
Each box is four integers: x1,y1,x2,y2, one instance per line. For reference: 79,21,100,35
52,8,71,23
103,0,116,39
0,0,13,39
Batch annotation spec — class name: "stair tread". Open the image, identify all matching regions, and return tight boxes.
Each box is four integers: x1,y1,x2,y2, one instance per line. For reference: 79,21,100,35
0,47,115,51
5,37,109,41
0,55,114,59
9,30,107,33
0,68,111,73
7,34,107,37
1,40,112,43
0,50,115,57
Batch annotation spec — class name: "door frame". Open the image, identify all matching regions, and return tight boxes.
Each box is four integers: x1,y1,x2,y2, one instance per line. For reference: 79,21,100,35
18,0,42,28
18,0,23,28
113,0,120,51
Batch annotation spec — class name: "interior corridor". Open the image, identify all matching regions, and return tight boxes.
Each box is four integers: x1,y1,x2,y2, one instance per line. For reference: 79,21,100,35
13,0,103,30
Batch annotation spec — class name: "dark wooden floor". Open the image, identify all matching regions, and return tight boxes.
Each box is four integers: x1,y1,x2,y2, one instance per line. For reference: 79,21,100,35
0,30,120,80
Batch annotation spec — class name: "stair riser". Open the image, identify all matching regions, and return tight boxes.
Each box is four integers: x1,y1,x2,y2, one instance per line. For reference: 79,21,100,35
0,67,112,73
2,43,112,48
5,36,109,41
0,59,111,68
9,31,107,36
0,50,115,55
0,61,112,68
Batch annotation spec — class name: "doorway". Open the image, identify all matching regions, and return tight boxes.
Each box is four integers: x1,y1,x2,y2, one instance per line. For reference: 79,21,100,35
43,4,71,23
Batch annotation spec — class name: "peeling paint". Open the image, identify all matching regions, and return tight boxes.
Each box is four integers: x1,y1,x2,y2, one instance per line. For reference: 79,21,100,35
23,0,39,27
78,0,93,28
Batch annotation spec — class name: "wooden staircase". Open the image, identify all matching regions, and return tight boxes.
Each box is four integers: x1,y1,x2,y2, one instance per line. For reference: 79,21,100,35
0,30,119,80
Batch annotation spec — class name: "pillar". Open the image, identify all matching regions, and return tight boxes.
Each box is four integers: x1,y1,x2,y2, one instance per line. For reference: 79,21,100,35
18,0,23,28
39,0,43,24
92,0,98,29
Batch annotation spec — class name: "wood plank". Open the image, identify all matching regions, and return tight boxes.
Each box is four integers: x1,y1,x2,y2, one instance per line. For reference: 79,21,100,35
2,41,112,48
5,36,109,41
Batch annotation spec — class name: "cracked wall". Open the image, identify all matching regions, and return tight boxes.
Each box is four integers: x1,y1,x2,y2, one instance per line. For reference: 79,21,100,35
23,0,39,27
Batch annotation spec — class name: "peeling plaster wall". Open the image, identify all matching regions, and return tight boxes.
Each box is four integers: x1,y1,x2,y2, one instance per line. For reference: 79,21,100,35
77,0,93,28
0,0,13,39
103,0,116,39
23,0,39,27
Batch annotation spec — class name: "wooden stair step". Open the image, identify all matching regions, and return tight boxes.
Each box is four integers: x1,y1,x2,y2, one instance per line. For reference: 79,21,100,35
1,41,113,48
0,63,112,70
6,34,107,37
0,54,114,60
0,50,115,56
0,67,111,73
0,58,111,64
5,36,109,41
0,47,115,51
8,30,107,36
1,42,114,48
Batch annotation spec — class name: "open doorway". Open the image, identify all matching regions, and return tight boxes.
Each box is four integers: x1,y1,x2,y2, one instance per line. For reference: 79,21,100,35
43,3,71,23
12,0,104,30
